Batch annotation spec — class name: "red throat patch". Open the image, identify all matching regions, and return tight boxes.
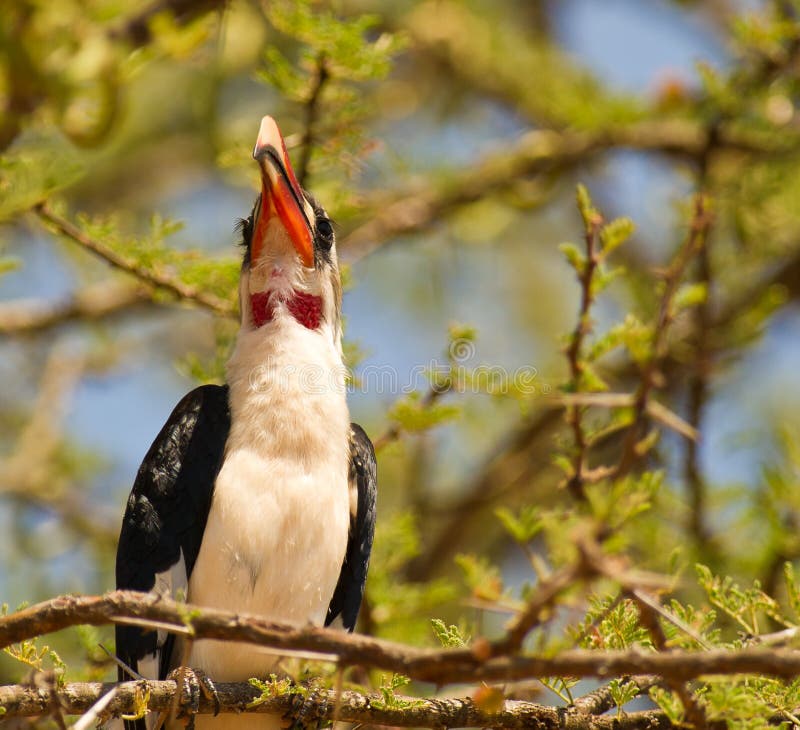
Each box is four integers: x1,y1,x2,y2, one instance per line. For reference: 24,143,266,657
251,290,322,330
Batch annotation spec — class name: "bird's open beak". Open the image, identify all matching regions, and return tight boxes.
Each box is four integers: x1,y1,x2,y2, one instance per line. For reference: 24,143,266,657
252,116,314,268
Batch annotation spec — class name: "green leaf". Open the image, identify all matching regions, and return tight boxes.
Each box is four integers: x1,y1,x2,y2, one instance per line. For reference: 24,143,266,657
608,678,640,713
371,674,424,710
618,314,652,364
495,506,542,544
455,554,504,602
590,265,625,297
552,453,575,478
257,0,405,183
649,686,684,724
247,675,295,708
575,183,601,230
4,637,66,679
674,282,708,310
580,362,609,392
575,596,652,650
387,391,461,433
0,257,21,276
559,241,585,273
696,564,787,636
447,322,477,345
539,676,579,704
430,618,469,647
599,217,635,255
785,563,800,622
256,47,308,101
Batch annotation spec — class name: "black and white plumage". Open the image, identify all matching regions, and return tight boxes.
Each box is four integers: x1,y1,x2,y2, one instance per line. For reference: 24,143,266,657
116,384,230,686
114,117,377,730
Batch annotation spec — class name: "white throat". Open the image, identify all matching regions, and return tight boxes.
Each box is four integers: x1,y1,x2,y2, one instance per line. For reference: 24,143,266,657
226,305,349,456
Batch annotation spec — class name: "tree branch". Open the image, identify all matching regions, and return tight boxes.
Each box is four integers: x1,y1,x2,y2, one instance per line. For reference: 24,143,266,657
684,245,713,551
296,53,329,188
0,679,685,729
563,202,602,501
495,560,587,654
0,281,159,336
569,675,659,716
34,204,236,318
614,194,712,480
341,121,796,262
7,592,800,686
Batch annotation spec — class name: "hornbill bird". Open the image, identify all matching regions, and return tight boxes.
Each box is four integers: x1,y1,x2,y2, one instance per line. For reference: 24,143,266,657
115,116,377,730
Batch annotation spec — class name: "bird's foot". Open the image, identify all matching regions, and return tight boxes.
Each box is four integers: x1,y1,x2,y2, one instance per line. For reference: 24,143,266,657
283,681,330,730
167,666,220,728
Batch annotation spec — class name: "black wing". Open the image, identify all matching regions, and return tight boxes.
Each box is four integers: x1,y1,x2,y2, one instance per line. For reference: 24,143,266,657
326,423,377,631
115,384,230,692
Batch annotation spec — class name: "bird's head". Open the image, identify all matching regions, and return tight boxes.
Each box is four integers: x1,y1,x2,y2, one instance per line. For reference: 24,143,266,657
238,116,341,345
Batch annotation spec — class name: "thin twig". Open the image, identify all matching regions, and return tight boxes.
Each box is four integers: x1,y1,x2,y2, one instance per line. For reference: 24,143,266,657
615,194,712,480
296,53,329,188
551,394,698,442
563,208,603,501
495,561,587,654
684,241,713,550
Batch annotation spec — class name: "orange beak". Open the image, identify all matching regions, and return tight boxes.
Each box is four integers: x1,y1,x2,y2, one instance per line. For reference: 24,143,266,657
251,116,314,268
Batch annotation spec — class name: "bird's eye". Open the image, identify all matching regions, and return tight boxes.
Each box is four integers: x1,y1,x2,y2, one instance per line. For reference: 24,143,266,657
316,217,334,249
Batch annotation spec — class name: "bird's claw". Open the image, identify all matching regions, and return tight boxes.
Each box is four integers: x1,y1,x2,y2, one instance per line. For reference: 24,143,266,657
284,683,330,730
167,666,220,728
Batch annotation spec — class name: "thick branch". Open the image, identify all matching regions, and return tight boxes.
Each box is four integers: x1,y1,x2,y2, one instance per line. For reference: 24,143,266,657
7,592,800,686
0,680,681,729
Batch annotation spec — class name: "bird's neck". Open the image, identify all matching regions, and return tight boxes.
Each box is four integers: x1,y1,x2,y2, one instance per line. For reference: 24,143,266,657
225,315,349,461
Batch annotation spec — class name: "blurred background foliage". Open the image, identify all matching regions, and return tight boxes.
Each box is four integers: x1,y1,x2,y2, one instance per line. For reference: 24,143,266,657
4,0,800,722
